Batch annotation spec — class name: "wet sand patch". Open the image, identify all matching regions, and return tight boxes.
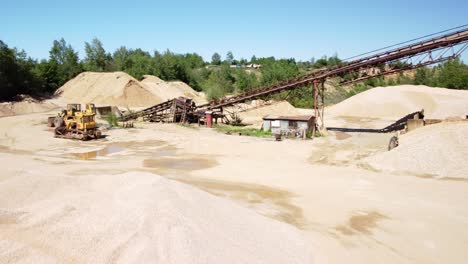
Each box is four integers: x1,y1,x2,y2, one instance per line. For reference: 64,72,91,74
0,210,26,225
173,178,305,228
414,174,468,183
335,210,389,236
151,145,178,158
70,140,167,160
0,145,33,155
334,131,352,140
143,156,217,174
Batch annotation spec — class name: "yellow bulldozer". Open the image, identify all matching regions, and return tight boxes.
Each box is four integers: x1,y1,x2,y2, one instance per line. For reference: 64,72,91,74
48,103,102,140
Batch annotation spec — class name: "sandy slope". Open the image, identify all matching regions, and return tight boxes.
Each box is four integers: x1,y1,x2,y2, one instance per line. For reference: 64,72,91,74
0,98,59,117
0,167,311,264
1,110,468,263
0,112,312,264
364,121,468,178
54,72,207,108
1,83,468,263
327,85,468,119
141,75,207,104
54,72,165,107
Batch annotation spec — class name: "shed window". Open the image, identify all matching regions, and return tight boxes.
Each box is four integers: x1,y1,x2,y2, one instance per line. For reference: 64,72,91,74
288,121,298,128
271,120,280,127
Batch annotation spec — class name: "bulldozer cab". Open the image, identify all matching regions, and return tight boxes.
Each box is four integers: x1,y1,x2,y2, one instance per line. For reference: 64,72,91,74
66,104,81,116
85,103,96,114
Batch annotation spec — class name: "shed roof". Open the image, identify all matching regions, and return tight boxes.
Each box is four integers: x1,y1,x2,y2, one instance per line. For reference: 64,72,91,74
262,115,314,121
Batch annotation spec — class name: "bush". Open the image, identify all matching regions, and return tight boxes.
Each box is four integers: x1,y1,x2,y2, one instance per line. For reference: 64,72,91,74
105,114,119,127
226,112,243,126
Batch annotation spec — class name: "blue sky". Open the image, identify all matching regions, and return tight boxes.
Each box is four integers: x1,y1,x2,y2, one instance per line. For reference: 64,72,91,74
1,0,467,62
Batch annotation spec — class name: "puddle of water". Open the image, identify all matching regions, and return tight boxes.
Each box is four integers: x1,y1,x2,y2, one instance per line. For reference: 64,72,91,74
151,146,177,158
335,210,389,236
70,140,168,160
72,145,125,160
171,177,305,228
143,156,217,172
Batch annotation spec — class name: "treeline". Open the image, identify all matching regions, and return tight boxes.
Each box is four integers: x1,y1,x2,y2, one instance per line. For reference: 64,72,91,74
344,59,468,97
0,37,311,101
1,38,467,103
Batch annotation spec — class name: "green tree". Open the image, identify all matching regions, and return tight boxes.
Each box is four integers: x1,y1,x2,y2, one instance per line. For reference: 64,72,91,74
234,69,258,92
183,53,205,69
313,56,328,68
203,70,232,100
113,46,132,71
200,64,235,100
435,59,468,89
413,67,433,85
250,55,257,64
261,58,299,85
327,53,341,66
35,59,60,92
84,38,110,71
0,41,43,100
126,49,153,79
153,50,183,80
226,51,234,64
49,38,82,85
211,52,221,65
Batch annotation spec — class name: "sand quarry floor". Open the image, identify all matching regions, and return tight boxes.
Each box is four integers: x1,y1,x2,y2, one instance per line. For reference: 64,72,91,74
0,110,467,263
1,84,468,263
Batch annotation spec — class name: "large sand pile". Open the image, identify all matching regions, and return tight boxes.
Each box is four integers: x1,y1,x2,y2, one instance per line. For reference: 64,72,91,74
55,72,165,107
54,72,207,108
364,122,468,178
0,166,312,263
141,75,207,104
0,96,58,117
328,85,468,119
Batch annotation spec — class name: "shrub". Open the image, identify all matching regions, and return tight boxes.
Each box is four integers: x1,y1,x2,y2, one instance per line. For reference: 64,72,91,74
105,114,119,127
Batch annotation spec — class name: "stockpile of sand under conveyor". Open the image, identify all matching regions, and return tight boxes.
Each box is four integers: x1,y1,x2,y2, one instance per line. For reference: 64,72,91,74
54,72,166,107
364,121,468,178
327,85,468,119
0,168,313,263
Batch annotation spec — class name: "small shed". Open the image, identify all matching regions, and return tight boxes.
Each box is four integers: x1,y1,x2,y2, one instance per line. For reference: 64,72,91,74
262,115,315,136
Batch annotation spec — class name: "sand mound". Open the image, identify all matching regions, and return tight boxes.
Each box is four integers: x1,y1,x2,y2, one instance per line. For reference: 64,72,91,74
55,72,165,107
228,100,300,125
141,75,207,104
364,122,468,178
0,96,58,117
55,72,207,108
328,85,468,119
141,75,164,84
0,168,312,263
